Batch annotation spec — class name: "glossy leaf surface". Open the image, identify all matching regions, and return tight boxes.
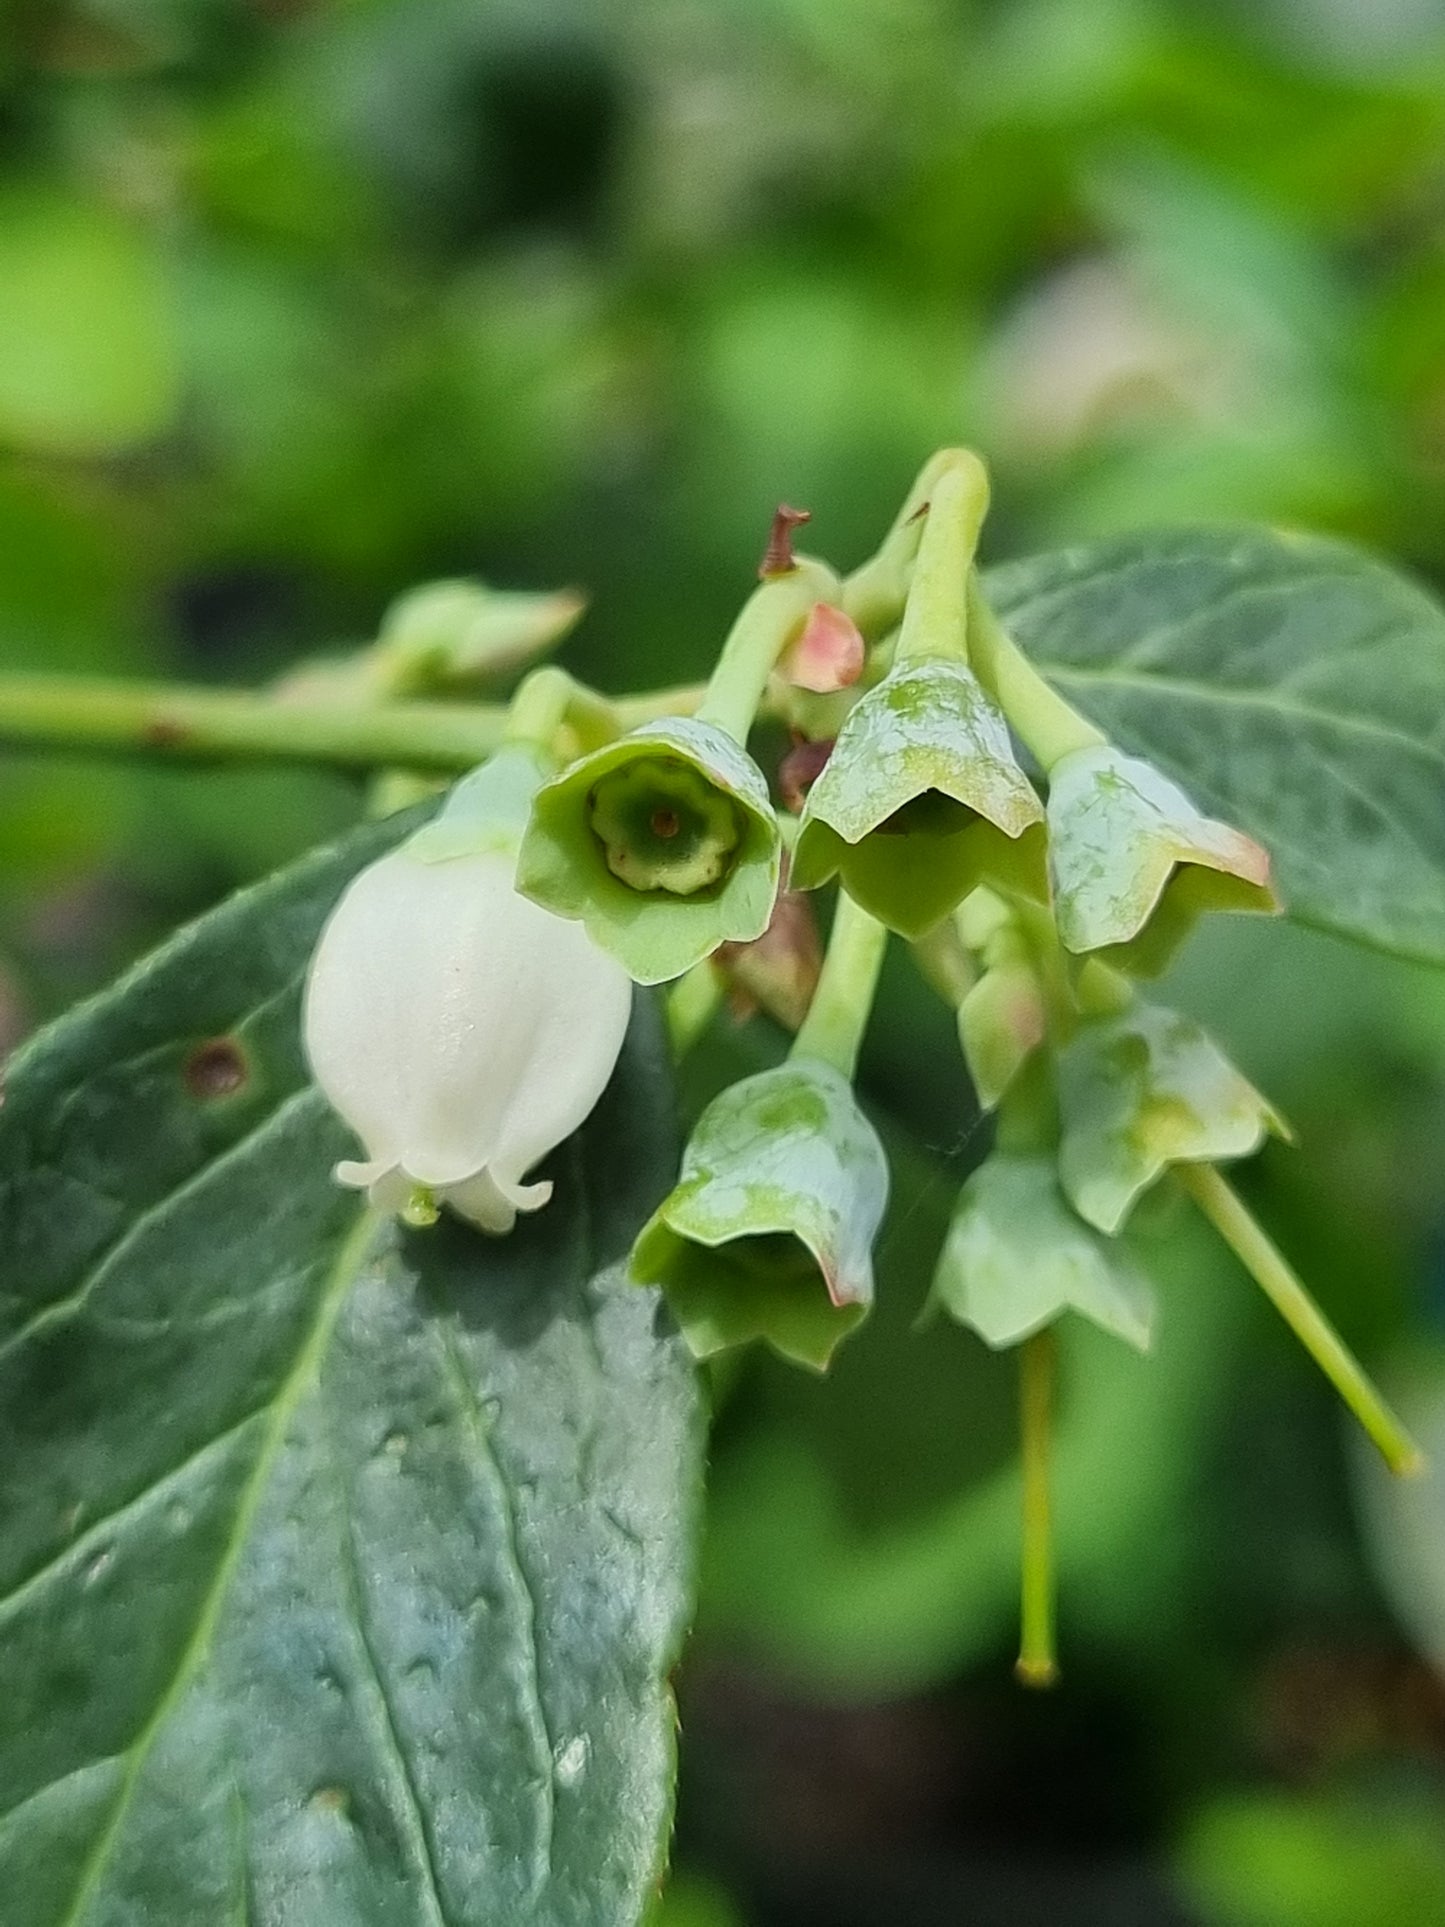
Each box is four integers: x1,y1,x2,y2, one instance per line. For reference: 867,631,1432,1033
0,816,702,1926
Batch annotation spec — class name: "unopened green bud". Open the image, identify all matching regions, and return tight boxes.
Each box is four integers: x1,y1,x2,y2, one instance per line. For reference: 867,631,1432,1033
517,718,782,985
1047,746,1277,975
630,1058,889,1369
930,1154,1156,1351
791,659,1046,938
954,890,1047,1110
1058,997,1285,1234
375,578,585,693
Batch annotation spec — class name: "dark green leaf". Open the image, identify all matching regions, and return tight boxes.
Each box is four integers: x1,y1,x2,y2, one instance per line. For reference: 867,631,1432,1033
988,528,1445,965
0,817,703,1925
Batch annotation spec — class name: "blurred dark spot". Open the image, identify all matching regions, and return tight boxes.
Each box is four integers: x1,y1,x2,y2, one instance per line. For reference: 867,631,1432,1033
142,716,188,750
185,1036,249,1100
1254,1635,1445,1779
450,38,626,244
169,565,304,668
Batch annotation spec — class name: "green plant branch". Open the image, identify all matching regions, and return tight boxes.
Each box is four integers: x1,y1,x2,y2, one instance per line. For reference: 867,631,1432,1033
0,672,747,776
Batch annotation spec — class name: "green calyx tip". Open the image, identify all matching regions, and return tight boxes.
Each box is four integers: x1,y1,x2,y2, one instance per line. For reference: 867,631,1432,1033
589,756,745,897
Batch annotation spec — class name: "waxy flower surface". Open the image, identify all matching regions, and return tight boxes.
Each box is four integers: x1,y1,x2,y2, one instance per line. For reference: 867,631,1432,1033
1047,745,1276,974
630,1058,888,1369
1058,998,1284,1234
931,1154,1156,1352
304,751,633,1233
791,658,1046,938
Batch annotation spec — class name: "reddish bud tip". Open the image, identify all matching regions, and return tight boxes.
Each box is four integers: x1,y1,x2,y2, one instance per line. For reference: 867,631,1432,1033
782,602,866,693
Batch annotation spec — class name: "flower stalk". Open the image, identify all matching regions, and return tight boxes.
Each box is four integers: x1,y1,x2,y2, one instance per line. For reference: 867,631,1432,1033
893,455,991,667
966,579,1104,768
1176,1161,1423,1477
792,890,889,1078
695,559,840,743
1017,1327,1060,1689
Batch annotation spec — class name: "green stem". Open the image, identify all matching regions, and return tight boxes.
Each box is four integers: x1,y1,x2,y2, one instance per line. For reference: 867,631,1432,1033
611,682,708,728
1177,1162,1424,1478
967,579,1105,766
895,455,992,667
842,446,982,639
0,674,510,774
694,559,838,743
0,671,765,776
1017,1327,1060,1688
792,891,889,1079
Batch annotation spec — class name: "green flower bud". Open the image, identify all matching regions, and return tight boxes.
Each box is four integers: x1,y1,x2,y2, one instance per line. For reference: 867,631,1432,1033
1058,998,1285,1235
791,659,1046,938
959,965,1047,1112
630,1059,889,1370
516,717,783,985
1047,746,1277,975
930,1154,1156,1351
375,578,585,693
954,890,1047,1110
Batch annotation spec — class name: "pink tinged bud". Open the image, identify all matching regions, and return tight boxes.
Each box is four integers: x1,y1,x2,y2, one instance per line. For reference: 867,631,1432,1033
303,841,633,1234
781,603,866,694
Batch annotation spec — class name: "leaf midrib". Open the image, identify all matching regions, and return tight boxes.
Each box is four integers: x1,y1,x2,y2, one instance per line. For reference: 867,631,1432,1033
1043,662,1445,771
56,1207,380,1927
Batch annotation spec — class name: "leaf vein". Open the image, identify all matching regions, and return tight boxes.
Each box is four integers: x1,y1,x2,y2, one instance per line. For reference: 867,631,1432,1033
0,1085,323,1367
52,1209,376,1927
436,1324,556,1896
323,1402,453,1927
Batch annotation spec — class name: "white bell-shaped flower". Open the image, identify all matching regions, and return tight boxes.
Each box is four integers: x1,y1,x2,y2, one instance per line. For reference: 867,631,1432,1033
304,771,633,1233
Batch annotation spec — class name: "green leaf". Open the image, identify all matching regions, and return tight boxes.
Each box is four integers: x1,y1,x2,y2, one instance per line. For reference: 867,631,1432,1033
0,816,703,1925
988,528,1445,966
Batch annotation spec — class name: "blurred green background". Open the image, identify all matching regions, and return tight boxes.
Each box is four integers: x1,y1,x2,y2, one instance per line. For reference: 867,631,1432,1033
4,1,1445,1922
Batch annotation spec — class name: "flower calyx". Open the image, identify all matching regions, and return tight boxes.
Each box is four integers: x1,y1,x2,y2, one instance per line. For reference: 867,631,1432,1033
630,1056,889,1370
929,1152,1157,1353
1046,745,1278,975
1058,988,1286,1235
516,717,783,985
791,657,1046,937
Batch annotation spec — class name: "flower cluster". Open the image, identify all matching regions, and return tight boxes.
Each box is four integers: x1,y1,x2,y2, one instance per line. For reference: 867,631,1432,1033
301,448,1420,1684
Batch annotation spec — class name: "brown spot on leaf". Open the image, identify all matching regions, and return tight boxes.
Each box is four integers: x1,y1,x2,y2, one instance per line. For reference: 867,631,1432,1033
185,1036,249,1100
142,716,189,749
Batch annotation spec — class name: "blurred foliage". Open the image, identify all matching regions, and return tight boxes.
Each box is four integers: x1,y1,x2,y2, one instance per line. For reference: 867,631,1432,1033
3,0,1445,1921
